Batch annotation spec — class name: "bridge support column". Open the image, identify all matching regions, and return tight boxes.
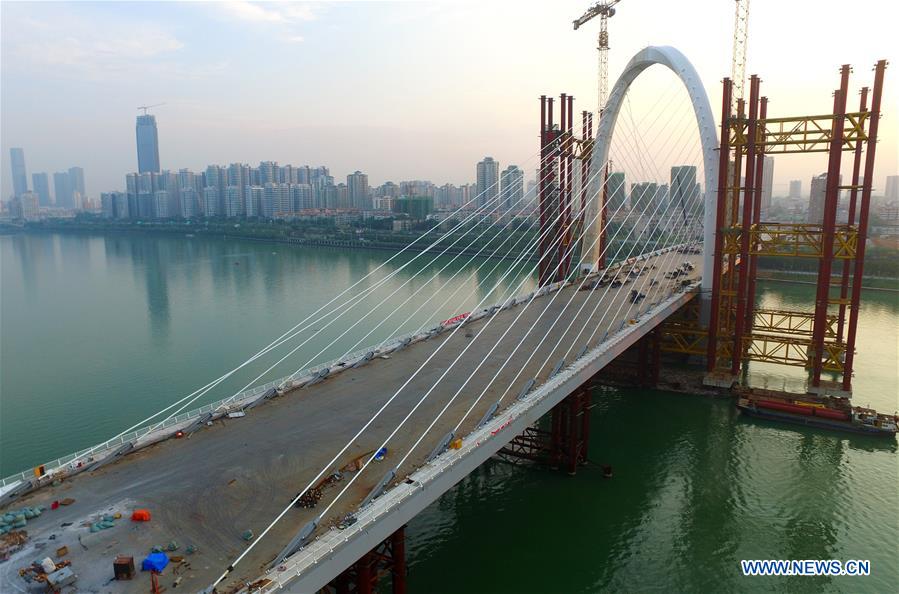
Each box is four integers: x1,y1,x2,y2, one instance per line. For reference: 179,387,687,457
325,526,407,594
500,387,591,475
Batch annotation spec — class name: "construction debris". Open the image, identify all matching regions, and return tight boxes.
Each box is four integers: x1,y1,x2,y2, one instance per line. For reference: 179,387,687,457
0,505,44,534
114,555,135,580
295,487,322,509
0,530,29,560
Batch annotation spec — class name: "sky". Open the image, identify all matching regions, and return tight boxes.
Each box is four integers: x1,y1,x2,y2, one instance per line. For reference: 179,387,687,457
1,0,897,200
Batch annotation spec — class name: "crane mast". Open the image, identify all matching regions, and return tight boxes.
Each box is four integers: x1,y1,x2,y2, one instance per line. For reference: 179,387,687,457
573,0,621,115
731,0,750,114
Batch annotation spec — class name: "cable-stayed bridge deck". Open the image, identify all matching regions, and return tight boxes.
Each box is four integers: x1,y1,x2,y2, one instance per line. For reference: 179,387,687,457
1,250,701,594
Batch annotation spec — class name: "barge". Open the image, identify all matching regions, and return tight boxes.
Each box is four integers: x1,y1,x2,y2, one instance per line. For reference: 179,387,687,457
736,391,898,437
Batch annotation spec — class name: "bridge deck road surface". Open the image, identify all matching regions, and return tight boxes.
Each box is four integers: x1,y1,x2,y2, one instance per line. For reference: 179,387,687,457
1,251,701,594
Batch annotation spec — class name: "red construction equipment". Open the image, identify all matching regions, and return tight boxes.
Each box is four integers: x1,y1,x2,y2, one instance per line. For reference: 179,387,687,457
705,59,887,396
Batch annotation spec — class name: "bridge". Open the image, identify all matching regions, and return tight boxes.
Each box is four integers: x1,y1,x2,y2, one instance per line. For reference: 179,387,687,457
0,46,886,594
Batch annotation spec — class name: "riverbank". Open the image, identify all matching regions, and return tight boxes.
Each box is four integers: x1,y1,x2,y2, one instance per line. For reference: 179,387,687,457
12,222,898,289
756,270,899,291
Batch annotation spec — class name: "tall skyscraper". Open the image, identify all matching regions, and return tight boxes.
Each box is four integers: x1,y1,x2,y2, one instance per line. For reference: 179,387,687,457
760,156,774,214
32,172,51,206
807,173,841,223
606,172,626,211
225,186,242,218
670,166,697,213
476,157,499,208
205,165,226,214
886,175,899,200
136,114,161,173
500,165,524,210
68,166,86,203
347,171,370,209
10,148,28,197
203,186,219,217
53,171,73,209
630,182,659,213
789,179,802,199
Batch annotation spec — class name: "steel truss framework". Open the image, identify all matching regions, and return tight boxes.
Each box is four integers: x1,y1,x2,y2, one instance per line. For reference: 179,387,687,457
324,526,407,594
539,94,595,284
704,60,887,393
497,388,591,475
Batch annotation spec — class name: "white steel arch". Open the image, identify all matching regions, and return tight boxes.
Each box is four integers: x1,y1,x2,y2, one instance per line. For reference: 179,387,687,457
583,45,719,291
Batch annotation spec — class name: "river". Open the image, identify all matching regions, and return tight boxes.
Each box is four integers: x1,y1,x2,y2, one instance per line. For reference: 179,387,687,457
1,232,896,592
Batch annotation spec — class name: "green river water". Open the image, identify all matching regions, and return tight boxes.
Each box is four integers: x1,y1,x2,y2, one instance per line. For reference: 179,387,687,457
1,232,896,593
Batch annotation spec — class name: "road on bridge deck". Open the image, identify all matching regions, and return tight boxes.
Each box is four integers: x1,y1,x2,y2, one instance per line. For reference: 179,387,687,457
1,251,702,594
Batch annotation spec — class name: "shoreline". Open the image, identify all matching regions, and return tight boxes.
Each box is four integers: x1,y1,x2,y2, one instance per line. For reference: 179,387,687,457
5,225,899,289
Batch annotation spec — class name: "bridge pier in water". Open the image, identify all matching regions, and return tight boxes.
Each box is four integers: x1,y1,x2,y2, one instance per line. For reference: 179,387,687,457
498,386,592,475
325,526,407,594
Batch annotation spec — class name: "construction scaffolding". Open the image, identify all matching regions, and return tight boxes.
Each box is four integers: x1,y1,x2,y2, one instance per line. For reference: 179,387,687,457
700,60,888,396
538,94,595,284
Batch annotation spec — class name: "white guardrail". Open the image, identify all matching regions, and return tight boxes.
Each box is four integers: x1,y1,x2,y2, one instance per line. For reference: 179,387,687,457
0,244,693,497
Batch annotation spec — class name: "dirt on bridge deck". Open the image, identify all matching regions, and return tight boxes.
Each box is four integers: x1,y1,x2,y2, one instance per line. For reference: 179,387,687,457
0,250,702,594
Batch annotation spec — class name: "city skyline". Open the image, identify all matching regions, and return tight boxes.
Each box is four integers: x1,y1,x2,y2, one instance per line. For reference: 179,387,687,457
2,1,896,200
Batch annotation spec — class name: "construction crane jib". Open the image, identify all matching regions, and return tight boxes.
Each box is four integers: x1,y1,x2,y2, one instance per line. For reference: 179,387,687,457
573,0,622,116
137,103,166,116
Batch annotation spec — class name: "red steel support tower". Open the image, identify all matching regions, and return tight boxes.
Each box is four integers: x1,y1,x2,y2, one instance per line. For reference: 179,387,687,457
705,60,887,396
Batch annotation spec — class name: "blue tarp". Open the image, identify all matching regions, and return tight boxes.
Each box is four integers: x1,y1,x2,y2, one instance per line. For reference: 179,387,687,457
141,552,169,572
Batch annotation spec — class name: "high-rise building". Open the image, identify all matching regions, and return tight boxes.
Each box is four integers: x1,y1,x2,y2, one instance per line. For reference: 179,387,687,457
10,192,40,220
670,166,697,214
630,182,658,213
245,186,263,217
606,172,627,211
336,183,349,209
760,156,774,215
225,186,243,218
101,191,129,219
886,175,899,200
153,190,169,219
258,161,277,185
500,165,524,210
10,148,28,197
291,184,314,211
136,114,161,173
32,172,51,206
262,183,289,217
789,179,802,199
68,166,85,198
807,173,841,223
476,157,499,208
347,171,370,209
228,163,248,209
205,165,226,214
180,187,198,219
203,187,219,217
53,171,73,209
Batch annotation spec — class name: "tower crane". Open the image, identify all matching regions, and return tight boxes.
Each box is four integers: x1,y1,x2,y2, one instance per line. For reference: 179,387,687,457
731,0,750,114
137,103,166,115
573,0,622,115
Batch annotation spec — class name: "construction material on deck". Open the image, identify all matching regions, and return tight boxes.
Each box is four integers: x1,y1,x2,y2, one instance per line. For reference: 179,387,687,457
114,555,135,580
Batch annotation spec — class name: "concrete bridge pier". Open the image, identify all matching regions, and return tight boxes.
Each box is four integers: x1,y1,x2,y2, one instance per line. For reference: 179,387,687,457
325,526,407,594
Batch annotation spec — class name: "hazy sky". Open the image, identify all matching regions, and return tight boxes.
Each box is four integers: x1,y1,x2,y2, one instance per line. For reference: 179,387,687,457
1,0,897,199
